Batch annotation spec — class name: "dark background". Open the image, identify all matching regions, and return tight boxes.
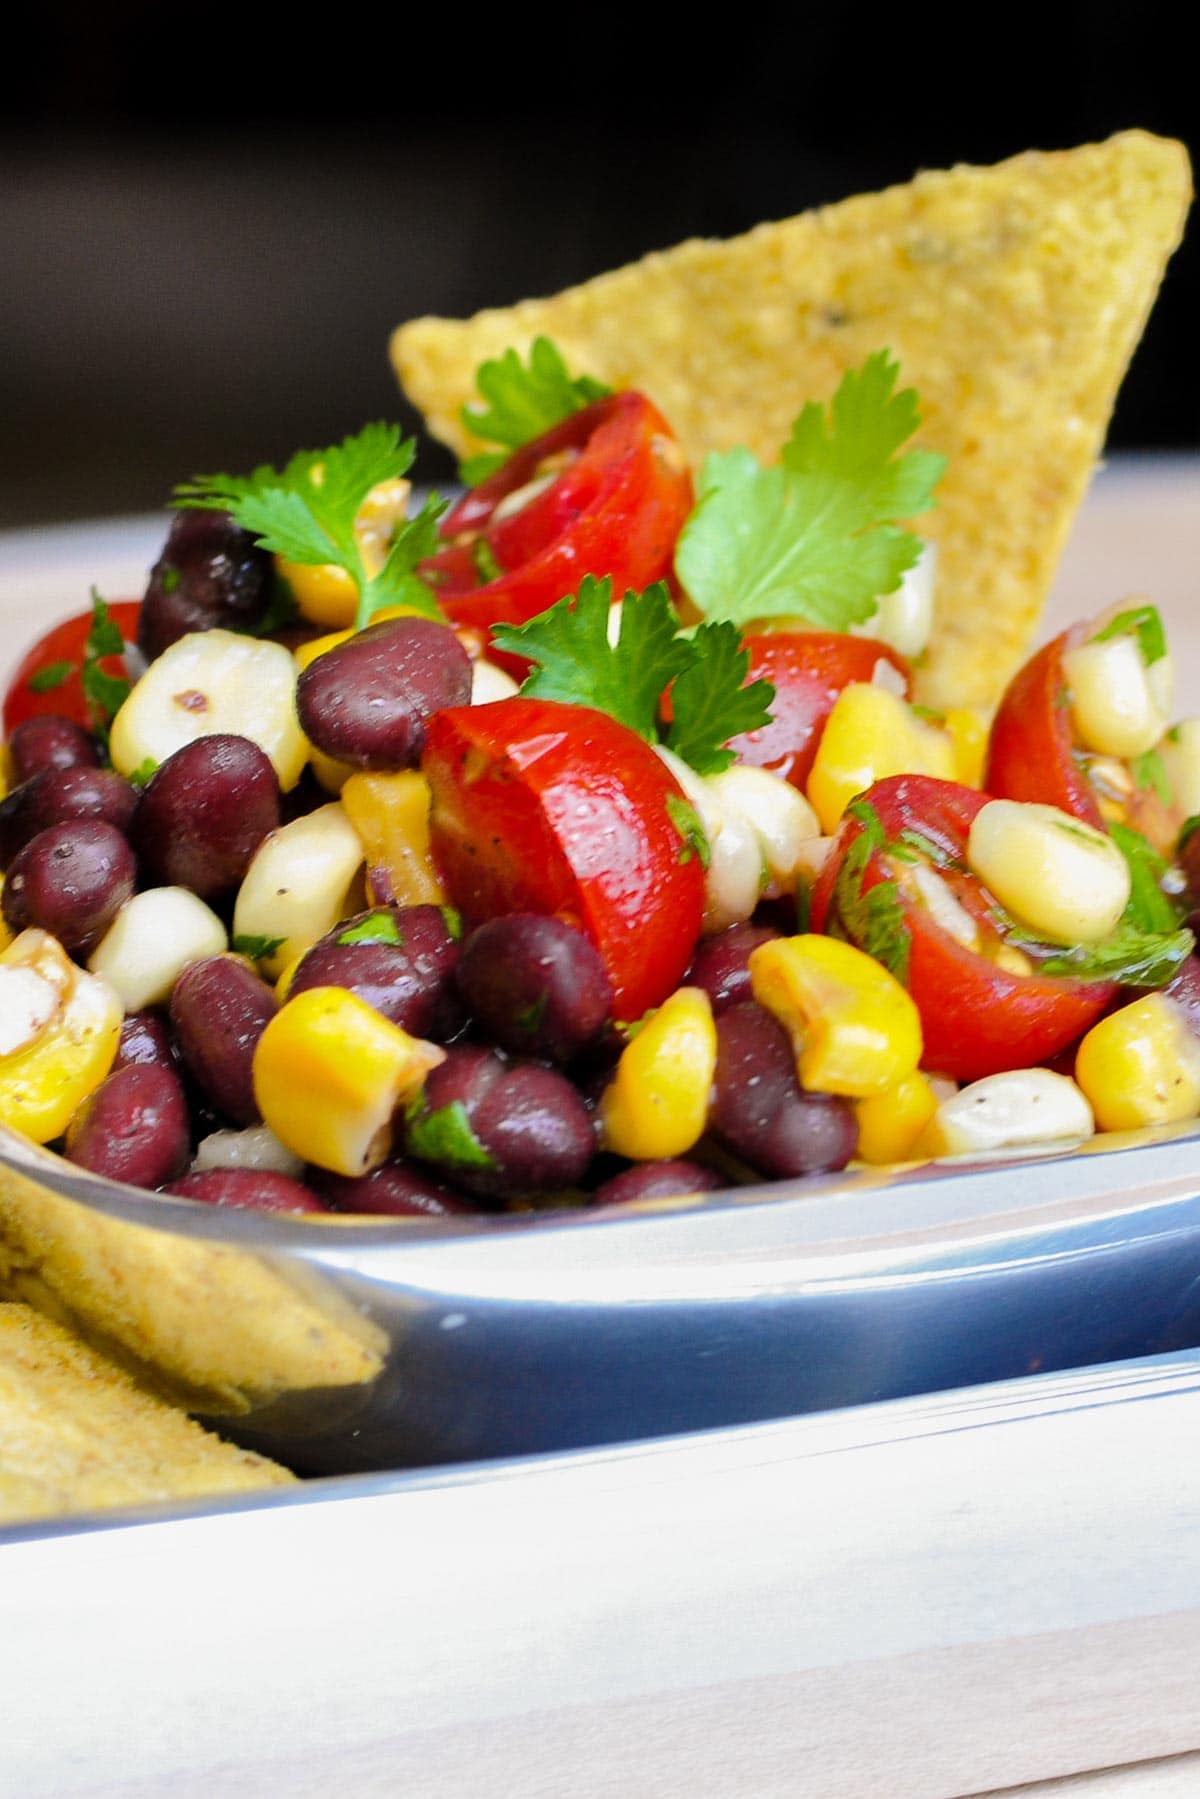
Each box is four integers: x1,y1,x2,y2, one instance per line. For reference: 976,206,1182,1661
1,4,1195,530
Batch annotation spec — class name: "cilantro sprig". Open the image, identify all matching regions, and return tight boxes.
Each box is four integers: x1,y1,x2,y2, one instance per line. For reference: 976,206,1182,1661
675,350,945,632
491,576,774,776
81,589,133,749
459,338,612,485
174,423,446,632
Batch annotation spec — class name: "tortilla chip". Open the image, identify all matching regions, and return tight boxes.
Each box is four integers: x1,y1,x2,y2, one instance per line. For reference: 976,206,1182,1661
391,131,1191,712
0,1301,294,1525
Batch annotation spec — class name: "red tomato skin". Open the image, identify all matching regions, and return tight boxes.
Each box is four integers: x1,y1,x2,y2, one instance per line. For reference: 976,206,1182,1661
810,774,1116,1083
2,601,141,741
726,632,911,789
422,698,705,1022
984,627,1105,829
420,394,693,641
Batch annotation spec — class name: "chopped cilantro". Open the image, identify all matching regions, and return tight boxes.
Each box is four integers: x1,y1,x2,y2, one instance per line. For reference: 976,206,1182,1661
458,338,612,485
1034,923,1194,988
1129,747,1172,807
1091,603,1167,666
830,824,911,984
337,912,402,947
127,757,159,789
674,350,945,631
26,660,74,693
405,1098,495,1170
80,590,133,742
666,793,711,868
174,423,447,632
233,933,287,962
1108,822,1186,935
491,576,773,776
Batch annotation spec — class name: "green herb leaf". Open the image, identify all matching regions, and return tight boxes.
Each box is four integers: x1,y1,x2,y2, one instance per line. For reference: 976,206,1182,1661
458,337,611,484
829,819,911,984
80,590,133,741
232,933,287,962
1036,923,1194,988
404,1098,495,1170
26,660,74,693
127,757,159,789
336,912,402,946
1108,822,1186,934
1129,747,1172,807
666,793,711,868
174,423,446,631
1091,603,1167,666
491,576,773,776
674,350,945,631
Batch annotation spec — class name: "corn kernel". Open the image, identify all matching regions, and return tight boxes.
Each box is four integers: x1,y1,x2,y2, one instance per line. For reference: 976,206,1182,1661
852,541,936,659
253,985,444,1176
918,1069,1094,1157
0,930,122,1143
749,934,922,1098
1075,993,1200,1132
806,684,957,834
340,770,447,909
1064,620,1173,760
233,802,365,979
967,799,1130,946
854,1070,940,1164
600,988,718,1160
88,887,227,1011
1159,719,1200,820
943,707,988,789
275,477,413,628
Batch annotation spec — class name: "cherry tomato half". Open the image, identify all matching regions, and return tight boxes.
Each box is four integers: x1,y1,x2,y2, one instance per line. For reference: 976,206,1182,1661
422,697,705,1023
725,632,911,789
419,393,693,641
810,774,1116,1082
2,601,141,741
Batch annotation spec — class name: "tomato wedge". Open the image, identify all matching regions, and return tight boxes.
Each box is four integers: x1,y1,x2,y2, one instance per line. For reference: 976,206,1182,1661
419,393,693,640
725,631,911,789
3,601,141,741
809,774,1116,1082
422,698,705,1022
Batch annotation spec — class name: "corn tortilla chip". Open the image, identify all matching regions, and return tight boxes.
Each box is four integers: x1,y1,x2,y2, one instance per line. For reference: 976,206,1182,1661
392,131,1192,712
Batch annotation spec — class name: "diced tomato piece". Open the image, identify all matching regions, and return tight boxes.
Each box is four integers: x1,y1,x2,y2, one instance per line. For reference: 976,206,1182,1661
726,631,911,789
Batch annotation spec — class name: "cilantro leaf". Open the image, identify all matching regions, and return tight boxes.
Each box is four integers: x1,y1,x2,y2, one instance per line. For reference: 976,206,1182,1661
1108,822,1186,935
80,589,133,743
1035,922,1194,988
675,351,945,632
174,424,446,631
337,912,402,947
232,933,287,962
26,660,74,693
491,577,774,776
459,338,611,485
405,1098,495,1170
1091,603,1167,666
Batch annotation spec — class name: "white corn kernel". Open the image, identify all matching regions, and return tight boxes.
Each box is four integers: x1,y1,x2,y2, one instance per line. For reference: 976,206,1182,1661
706,765,821,897
470,658,520,704
88,888,227,1011
109,628,309,791
908,862,979,950
921,1069,1094,1157
192,1124,306,1178
1063,632,1173,760
967,799,1130,946
654,748,762,933
233,801,365,978
1159,719,1200,819
853,541,936,659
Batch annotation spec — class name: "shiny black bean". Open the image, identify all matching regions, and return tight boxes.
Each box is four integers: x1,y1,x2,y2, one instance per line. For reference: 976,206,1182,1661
139,508,273,660
296,616,472,769
404,1044,596,1199
165,1169,328,1213
311,1159,475,1217
288,905,464,1040
8,715,100,781
1,766,138,869
1,820,135,952
169,954,278,1125
590,1159,725,1208
65,1063,190,1190
684,921,782,1014
455,913,612,1063
132,734,281,901
115,1010,179,1074
708,1001,858,1178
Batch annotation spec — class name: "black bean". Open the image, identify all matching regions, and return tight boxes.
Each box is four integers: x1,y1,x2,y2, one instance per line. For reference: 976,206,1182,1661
311,1159,475,1216
165,1169,328,1213
708,1001,858,1178
65,1063,190,1190
288,905,464,1040
295,616,472,769
115,1010,179,1074
455,913,613,1063
404,1044,596,1199
8,715,100,781
590,1159,725,1207
684,921,782,1014
1,819,135,953
131,734,281,902
139,508,273,660
1,766,138,870
170,954,278,1126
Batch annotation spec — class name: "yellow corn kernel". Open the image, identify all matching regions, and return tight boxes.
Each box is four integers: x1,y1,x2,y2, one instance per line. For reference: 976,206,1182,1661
806,684,957,834
942,707,988,789
276,477,413,628
600,988,717,1161
340,769,446,908
0,930,122,1143
252,985,445,1177
1075,993,1200,1133
749,934,922,1099
853,1069,940,1165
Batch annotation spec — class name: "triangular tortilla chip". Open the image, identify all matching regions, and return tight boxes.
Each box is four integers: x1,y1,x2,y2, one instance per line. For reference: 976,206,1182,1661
391,131,1191,711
